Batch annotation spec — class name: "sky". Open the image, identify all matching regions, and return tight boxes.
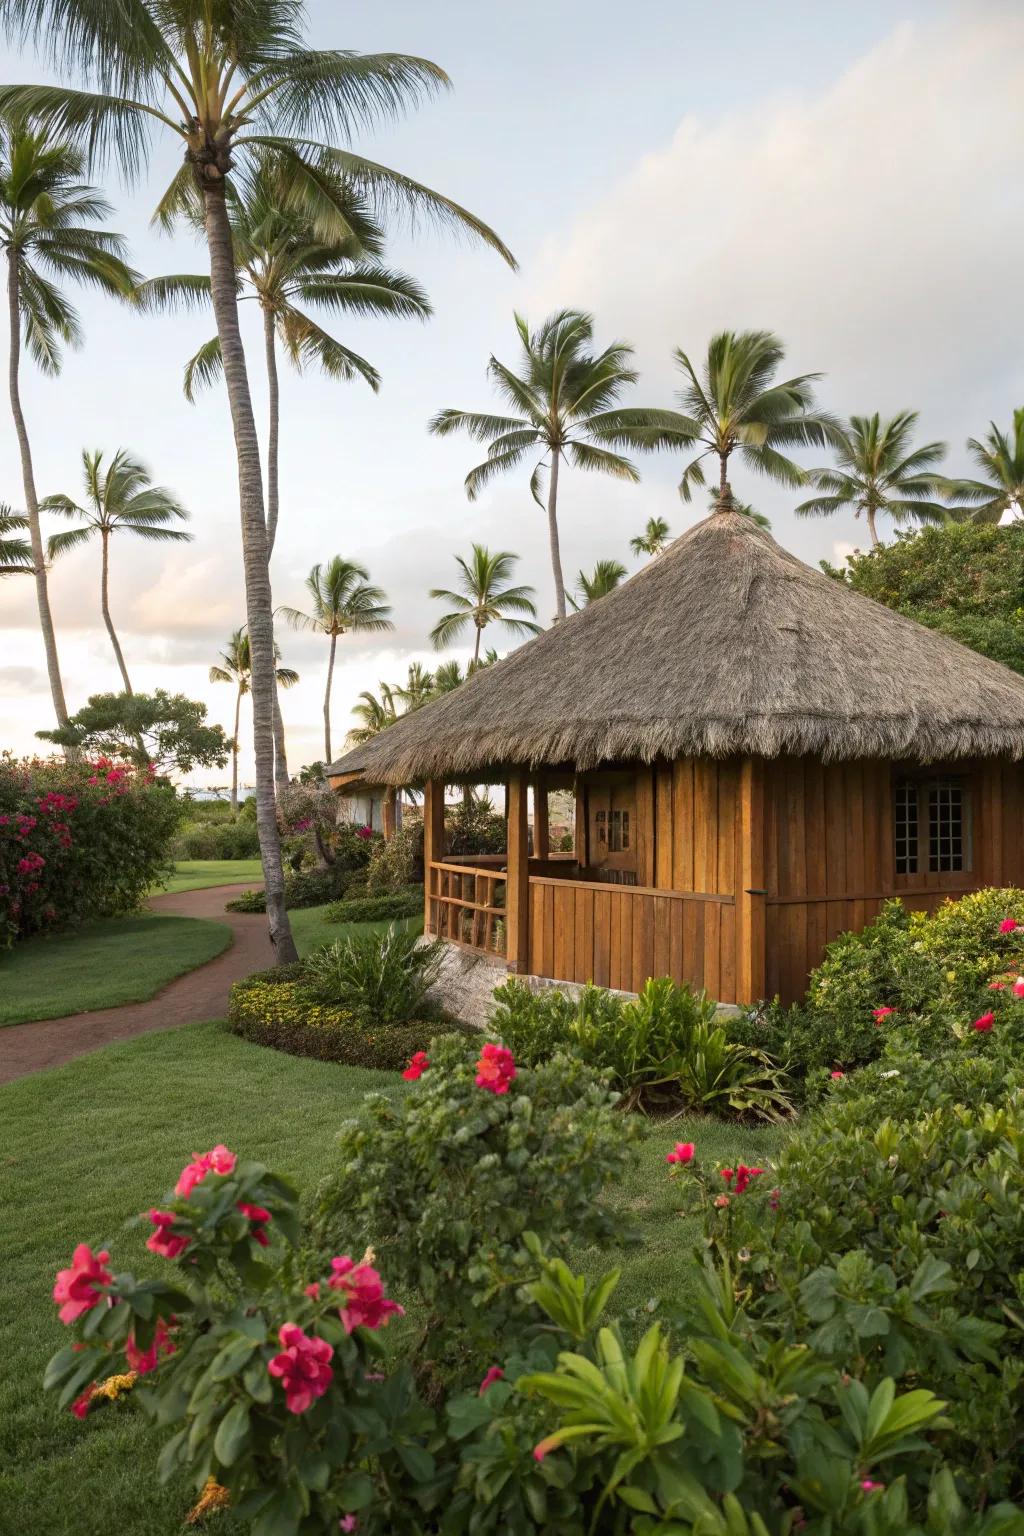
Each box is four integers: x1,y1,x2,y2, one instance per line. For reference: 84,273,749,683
2,0,1022,787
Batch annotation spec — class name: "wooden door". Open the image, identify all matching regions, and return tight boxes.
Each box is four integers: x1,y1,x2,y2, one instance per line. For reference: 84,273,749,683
588,771,637,877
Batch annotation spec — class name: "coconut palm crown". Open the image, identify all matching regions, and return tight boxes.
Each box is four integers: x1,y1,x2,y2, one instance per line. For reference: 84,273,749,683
570,557,628,608
0,503,31,573
946,410,1024,526
43,447,191,694
796,410,949,547
210,627,298,812
630,515,671,558
430,544,539,666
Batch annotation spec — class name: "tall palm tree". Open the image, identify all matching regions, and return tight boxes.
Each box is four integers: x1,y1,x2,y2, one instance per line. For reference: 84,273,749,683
394,661,436,711
0,117,136,728
570,557,627,608
210,628,299,814
349,681,401,744
946,411,1024,525
429,545,539,666
0,0,513,962
281,557,393,763
42,447,190,693
796,411,949,547
429,310,654,621
0,503,31,572
136,154,431,560
630,515,670,558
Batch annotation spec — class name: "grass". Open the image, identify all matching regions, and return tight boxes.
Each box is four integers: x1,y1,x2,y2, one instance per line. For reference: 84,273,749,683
290,905,422,954
154,859,264,895
0,1022,784,1535
0,914,232,1027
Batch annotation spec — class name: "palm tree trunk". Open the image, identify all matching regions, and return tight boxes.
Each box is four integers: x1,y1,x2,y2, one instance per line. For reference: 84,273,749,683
263,308,280,560
202,180,297,964
7,252,69,728
719,452,729,501
546,449,567,622
231,684,242,815
272,687,289,791
473,620,482,667
100,530,133,694
324,630,337,763
866,507,880,547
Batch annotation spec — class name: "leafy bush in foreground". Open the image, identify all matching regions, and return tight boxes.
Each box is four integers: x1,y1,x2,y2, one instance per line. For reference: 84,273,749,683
298,927,443,1025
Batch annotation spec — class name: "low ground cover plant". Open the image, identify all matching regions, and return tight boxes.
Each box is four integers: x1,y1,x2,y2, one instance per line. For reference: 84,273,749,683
491,974,793,1119
324,885,423,925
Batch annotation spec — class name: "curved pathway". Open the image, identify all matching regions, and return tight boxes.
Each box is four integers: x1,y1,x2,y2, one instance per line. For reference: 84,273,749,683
0,884,270,1087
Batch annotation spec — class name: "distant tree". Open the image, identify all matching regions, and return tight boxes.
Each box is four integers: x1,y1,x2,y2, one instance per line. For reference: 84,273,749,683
210,630,299,813
37,690,230,775
945,410,1024,526
570,558,627,608
430,545,539,665
394,661,437,711
796,410,949,547
43,447,190,693
281,558,393,764
825,522,1024,675
298,761,327,786
349,682,401,744
430,310,657,620
0,504,31,573
630,515,671,558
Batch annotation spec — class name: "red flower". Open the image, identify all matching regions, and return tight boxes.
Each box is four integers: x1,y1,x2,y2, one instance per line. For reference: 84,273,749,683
17,851,45,875
999,918,1019,934
1014,977,1024,999
238,1202,271,1247
722,1164,764,1195
830,1070,845,1080
175,1143,237,1198
402,1051,429,1082
328,1256,404,1334
872,1006,895,1023
988,981,1007,990
666,1141,695,1165
475,1042,516,1095
70,1386,96,1420
861,1479,884,1493
53,1244,113,1324
973,1012,995,1033
479,1366,505,1395
267,1323,333,1414
146,1210,190,1260
304,1282,321,1299
533,1435,559,1463
125,1317,176,1375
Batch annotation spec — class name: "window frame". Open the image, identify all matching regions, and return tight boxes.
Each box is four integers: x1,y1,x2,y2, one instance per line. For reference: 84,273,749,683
891,771,973,882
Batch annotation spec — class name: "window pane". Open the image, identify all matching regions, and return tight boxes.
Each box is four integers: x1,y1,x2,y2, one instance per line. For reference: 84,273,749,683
894,781,918,875
929,780,965,872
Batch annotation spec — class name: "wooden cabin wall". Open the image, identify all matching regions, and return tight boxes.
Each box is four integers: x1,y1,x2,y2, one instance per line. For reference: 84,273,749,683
763,757,1024,1003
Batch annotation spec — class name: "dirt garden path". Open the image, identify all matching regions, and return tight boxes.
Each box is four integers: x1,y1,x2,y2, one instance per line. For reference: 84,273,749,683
0,885,271,1087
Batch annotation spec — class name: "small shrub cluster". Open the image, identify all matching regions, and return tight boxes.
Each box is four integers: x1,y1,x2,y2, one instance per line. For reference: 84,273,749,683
491,974,793,1119
298,928,443,1024
173,816,262,859
0,753,181,943
443,793,507,855
324,885,423,924
366,821,421,894
225,862,360,914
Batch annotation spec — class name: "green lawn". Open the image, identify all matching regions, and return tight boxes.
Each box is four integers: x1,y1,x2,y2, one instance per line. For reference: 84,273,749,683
290,905,422,953
0,1022,784,1535
0,915,232,1027
154,858,264,895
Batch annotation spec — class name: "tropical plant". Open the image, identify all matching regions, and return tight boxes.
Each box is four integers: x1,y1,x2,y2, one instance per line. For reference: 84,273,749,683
349,679,401,743
429,544,539,664
711,488,772,528
297,925,443,1023
281,556,393,762
629,514,671,557
0,116,136,726
946,409,1024,526
393,660,436,711
36,689,230,774
0,502,31,572
429,309,656,620
0,0,514,963
42,447,190,692
796,410,950,547
569,557,627,608
209,628,299,813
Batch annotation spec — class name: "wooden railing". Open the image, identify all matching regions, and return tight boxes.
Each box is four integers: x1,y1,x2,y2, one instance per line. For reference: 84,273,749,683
427,857,507,956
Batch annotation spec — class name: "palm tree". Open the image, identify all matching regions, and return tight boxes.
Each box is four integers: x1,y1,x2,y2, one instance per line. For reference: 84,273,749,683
796,411,949,547
429,545,539,665
945,411,1024,526
349,681,401,744
394,661,436,711
0,503,31,572
0,0,514,963
136,154,431,560
709,488,772,529
630,516,671,558
281,557,393,762
429,310,654,621
42,447,190,693
570,557,627,608
210,629,299,814
0,117,136,728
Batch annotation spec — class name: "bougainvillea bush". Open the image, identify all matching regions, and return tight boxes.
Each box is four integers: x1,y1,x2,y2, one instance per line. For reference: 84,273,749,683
0,753,180,944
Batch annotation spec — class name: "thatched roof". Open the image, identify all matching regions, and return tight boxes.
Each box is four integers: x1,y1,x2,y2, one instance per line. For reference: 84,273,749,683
328,508,1024,786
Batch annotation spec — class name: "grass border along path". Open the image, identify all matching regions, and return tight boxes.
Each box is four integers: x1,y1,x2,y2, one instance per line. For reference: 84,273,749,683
155,858,264,895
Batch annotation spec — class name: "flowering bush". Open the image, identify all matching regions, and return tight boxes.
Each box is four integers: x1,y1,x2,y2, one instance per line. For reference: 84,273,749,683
0,753,180,943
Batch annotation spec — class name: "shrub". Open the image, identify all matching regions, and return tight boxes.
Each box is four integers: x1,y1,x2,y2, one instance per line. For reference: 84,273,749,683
324,885,423,924
298,926,443,1025
491,975,793,1119
173,817,261,859
0,753,181,943
444,793,507,855
365,822,421,894
225,862,359,914
223,885,267,913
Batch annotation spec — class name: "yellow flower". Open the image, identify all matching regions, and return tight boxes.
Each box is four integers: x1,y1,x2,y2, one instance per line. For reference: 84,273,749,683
92,1371,138,1403
186,1478,232,1524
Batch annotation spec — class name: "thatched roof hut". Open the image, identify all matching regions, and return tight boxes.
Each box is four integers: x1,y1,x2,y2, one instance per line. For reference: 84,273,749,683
329,510,1024,1007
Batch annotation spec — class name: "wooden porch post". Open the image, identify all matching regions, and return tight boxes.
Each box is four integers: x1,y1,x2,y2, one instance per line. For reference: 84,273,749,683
736,756,767,1005
505,769,530,972
422,779,445,937
533,773,549,860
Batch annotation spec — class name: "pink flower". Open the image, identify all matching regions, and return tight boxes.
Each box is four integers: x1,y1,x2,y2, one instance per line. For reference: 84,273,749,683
175,1143,237,1198
479,1366,505,1395
53,1244,113,1324
988,981,1006,990
533,1435,559,1463
17,851,45,875
861,1479,884,1492
830,1070,845,1080
666,1142,695,1165
713,1194,731,1209
356,825,373,839
70,1387,95,1420
721,1164,763,1195
872,1006,895,1023
267,1323,333,1414
769,1187,781,1212
304,1282,321,1299
146,1210,190,1260
402,1051,429,1082
1013,977,1024,999
328,1256,405,1334
1000,918,1019,934
238,1202,271,1247
340,1519,359,1534
125,1318,176,1376
973,1012,995,1033
475,1042,516,1095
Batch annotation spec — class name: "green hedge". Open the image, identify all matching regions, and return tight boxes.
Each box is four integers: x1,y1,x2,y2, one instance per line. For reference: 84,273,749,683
323,885,423,924
227,966,475,1068
173,818,261,860
225,863,361,913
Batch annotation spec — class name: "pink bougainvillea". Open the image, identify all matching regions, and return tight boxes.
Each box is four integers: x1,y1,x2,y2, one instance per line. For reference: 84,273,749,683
475,1043,516,1095
125,1317,176,1375
175,1143,237,1198
146,1210,191,1260
267,1323,334,1414
53,1243,113,1324
238,1202,271,1247
478,1366,505,1395
999,918,1019,934
666,1142,695,1165
973,1012,995,1033
327,1256,404,1334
